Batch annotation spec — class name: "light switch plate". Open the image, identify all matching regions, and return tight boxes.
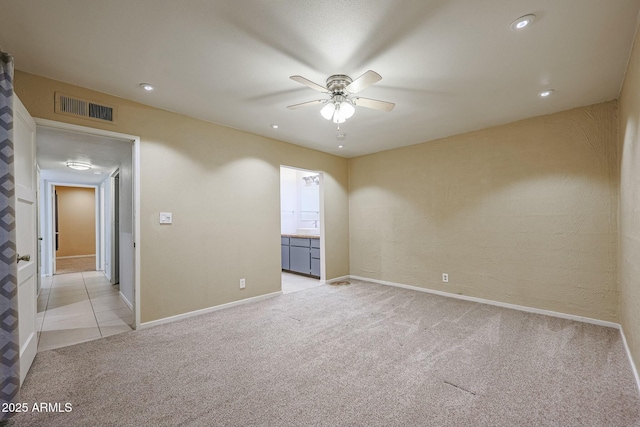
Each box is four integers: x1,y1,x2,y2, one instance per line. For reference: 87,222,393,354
159,212,173,224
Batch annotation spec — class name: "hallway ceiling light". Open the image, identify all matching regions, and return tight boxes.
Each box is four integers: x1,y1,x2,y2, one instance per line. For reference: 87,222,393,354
139,83,155,91
66,161,92,171
510,14,536,30
539,89,555,97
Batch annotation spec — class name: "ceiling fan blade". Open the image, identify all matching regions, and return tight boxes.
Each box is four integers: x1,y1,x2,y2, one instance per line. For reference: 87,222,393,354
286,99,326,110
290,76,328,93
354,97,395,111
346,70,382,94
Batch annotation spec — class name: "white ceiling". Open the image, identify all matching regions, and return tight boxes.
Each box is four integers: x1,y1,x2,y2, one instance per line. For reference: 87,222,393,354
37,127,131,185
2,0,640,158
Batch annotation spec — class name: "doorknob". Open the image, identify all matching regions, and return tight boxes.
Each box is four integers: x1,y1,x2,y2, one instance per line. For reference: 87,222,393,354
16,254,30,263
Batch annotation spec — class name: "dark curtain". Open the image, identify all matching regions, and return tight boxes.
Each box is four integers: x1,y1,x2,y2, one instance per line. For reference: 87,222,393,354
0,51,21,420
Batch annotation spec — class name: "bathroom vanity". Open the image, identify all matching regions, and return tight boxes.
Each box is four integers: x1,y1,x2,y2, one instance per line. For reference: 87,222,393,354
281,235,320,278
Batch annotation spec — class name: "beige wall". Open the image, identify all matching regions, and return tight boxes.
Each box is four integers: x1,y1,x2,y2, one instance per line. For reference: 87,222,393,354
55,186,96,257
619,25,640,376
349,101,619,322
15,71,349,323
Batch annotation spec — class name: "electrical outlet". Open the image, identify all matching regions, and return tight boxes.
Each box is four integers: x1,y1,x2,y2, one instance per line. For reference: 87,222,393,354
442,273,448,283
240,278,246,289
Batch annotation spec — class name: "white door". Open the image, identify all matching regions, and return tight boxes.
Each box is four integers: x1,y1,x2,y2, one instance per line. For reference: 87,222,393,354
14,96,37,384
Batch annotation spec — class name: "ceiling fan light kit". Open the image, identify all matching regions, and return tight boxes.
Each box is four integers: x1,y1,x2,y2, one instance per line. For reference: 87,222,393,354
288,70,395,124
321,95,355,123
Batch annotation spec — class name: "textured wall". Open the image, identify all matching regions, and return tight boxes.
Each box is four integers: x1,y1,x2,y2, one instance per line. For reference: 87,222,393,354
349,101,619,321
55,186,96,257
619,25,640,376
15,71,349,323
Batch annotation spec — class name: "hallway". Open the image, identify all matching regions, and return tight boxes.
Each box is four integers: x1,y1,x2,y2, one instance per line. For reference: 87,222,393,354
37,271,133,352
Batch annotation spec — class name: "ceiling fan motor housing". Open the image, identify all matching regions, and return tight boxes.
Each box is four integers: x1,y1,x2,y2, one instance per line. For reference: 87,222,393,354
326,75,353,94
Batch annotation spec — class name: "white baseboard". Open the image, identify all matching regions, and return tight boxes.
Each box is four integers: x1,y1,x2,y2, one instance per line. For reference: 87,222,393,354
349,275,620,329
56,254,96,259
139,291,282,329
119,291,133,311
323,275,350,285
620,326,640,394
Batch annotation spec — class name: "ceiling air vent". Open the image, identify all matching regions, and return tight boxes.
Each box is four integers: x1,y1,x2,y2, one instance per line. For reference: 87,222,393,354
54,92,117,124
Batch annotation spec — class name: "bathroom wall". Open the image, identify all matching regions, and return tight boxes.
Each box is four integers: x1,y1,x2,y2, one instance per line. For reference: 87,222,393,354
280,166,320,234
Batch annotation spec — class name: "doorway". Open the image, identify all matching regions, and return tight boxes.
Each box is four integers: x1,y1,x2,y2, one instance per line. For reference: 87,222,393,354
33,119,140,352
280,166,325,294
53,185,97,275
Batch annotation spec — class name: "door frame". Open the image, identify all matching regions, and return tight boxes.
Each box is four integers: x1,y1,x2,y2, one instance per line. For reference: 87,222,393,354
279,165,326,282
110,169,120,285
34,118,141,329
47,183,100,274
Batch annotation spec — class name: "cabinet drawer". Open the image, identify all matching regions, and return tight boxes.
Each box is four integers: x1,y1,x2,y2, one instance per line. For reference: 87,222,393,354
311,248,320,259
290,237,311,247
281,236,290,245
311,238,320,249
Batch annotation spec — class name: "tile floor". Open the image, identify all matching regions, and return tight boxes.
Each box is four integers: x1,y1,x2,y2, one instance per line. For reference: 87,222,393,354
55,255,96,274
36,271,314,351
37,271,134,352
281,271,323,294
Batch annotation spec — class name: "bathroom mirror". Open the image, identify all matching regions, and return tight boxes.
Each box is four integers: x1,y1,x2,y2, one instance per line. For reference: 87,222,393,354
300,184,319,221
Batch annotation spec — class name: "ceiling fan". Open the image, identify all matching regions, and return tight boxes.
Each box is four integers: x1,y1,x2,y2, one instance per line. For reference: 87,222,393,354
287,70,395,124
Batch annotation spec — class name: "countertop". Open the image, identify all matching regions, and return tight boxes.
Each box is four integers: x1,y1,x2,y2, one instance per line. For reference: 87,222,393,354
282,234,320,239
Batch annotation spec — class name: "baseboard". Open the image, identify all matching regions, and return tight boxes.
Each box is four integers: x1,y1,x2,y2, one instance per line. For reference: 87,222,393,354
139,291,282,329
323,275,350,285
349,275,620,329
119,291,133,311
56,254,96,259
620,326,640,394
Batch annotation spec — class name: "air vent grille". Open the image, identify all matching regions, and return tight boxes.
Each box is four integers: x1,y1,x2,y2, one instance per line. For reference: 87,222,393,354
55,92,117,124
88,102,113,121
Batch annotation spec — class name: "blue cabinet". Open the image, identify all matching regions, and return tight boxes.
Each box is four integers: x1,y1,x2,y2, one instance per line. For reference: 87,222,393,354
290,245,310,274
310,241,320,277
310,257,320,277
281,236,320,278
281,237,290,270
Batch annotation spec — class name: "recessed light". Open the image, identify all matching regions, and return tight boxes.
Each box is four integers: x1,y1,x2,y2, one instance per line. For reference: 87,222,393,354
539,89,554,97
66,162,91,171
338,145,344,149
336,133,346,140
510,14,536,30
139,83,155,91
271,124,279,129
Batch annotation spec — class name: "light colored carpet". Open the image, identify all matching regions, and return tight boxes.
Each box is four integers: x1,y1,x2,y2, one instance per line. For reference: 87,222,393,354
12,280,640,426
55,256,96,274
